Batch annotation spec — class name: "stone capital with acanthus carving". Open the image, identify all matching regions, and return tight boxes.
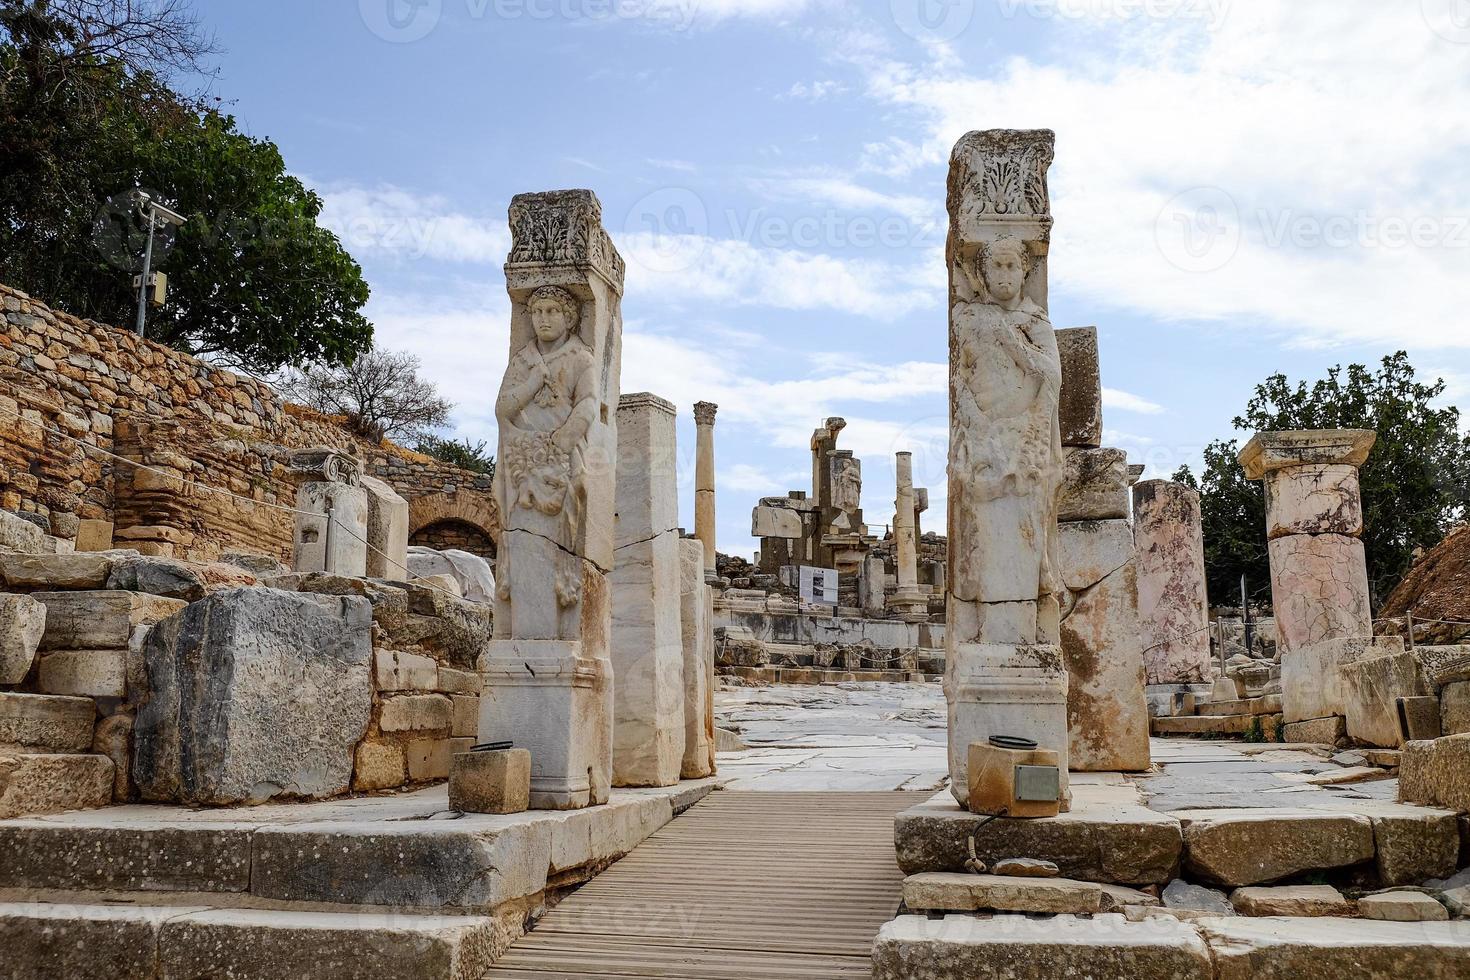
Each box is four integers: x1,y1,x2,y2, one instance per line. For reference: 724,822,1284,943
693,401,718,427
285,446,362,486
506,189,626,293
947,129,1054,251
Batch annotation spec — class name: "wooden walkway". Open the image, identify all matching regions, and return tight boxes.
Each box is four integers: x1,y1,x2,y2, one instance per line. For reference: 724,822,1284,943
485,792,922,980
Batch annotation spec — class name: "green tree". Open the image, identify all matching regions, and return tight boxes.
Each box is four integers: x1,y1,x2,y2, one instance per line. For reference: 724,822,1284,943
415,435,495,478
1188,353,1470,607
0,1,372,372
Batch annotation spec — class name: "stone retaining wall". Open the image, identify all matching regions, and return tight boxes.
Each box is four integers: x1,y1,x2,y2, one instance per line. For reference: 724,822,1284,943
0,283,498,563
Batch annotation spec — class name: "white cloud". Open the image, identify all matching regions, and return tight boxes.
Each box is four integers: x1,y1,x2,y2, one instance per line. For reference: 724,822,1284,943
1102,387,1164,415
782,79,847,101
846,3,1470,349
316,183,507,265
620,231,940,319
645,157,698,173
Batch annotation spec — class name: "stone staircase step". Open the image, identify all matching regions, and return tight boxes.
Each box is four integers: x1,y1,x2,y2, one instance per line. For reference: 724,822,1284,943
1193,695,1281,717
0,691,96,753
1152,712,1284,738
0,753,112,819
0,901,498,980
873,913,1470,978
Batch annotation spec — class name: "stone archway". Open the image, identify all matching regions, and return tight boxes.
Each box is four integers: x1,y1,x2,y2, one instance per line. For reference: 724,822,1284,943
407,490,500,562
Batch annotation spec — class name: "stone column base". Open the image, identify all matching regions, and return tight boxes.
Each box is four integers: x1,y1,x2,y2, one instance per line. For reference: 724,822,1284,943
945,643,1070,812
478,639,612,810
888,589,930,623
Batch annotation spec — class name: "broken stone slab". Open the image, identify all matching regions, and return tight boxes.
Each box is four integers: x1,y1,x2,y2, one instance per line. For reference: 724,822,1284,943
1443,681,1470,736
1360,891,1450,922
0,509,48,554
1282,716,1346,745
1162,879,1234,915
103,555,224,602
1059,448,1130,522
903,872,1103,914
0,692,94,753
872,913,1214,980
379,693,453,732
1179,809,1375,887
32,591,186,651
374,648,439,692
1327,799,1463,887
992,858,1060,878
1341,645,1431,748
1099,883,1160,912
1061,554,1151,772
1229,884,1353,916
133,588,373,806
895,790,1183,886
0,903,502,980
0,593,46,684
37,648,126,699
1301,766,1393,785
0,552,113,590
1400,734,1470,812
1200,916,1470,978
0,753,113,819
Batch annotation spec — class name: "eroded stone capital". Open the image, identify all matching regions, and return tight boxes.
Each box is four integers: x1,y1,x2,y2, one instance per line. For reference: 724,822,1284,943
1238,429,1376,481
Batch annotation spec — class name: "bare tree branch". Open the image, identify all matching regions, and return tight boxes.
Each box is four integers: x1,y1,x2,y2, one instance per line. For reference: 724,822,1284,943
281,349,455,445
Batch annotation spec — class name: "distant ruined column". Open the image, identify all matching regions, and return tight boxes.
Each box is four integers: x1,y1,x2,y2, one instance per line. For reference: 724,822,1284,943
1240,429,1377,729
694,401,718,582
888,452,927,622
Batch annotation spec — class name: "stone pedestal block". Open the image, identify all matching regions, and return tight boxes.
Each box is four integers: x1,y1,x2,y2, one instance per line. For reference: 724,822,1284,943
1133,480,1211,685
946,644,1070,811
134,588,373,805
478,639,612,810
1340,641,1429,747
449,748,531,814
293,482,369,577
1268,533,1372,655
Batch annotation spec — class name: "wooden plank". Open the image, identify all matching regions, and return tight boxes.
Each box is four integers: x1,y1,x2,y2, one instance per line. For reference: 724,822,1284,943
482,791,920,979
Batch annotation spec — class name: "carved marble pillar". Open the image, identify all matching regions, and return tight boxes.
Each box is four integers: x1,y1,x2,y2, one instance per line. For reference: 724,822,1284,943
944,129,1070,810
693,401,718,582
478,190,623,810
888,452,927,622
610,392,685,787
1240,429,1378,727
289,448,368,577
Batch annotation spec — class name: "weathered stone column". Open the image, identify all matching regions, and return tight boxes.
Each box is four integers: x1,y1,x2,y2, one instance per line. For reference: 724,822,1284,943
360,475,410,579
478,190,622,810
944,129,1070,809
1054,328,1149,773
1133,480,1212,686
679,535,716,778
888,452,927,621
693,401,719,581
1240,430,1377,732
610,392,686,787
289,448,368,577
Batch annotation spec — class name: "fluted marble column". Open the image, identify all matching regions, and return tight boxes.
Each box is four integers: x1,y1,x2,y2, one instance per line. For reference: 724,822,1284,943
694,401,718,581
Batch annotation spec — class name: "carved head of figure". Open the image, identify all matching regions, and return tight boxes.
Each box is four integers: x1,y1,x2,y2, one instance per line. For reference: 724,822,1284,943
978,238,1032,304
528,285,580,347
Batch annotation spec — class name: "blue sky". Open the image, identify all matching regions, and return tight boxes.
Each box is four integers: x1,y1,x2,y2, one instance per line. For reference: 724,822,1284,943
190,0,1470,557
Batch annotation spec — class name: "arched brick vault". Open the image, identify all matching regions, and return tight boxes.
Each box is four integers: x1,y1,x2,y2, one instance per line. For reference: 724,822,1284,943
407,490,501,555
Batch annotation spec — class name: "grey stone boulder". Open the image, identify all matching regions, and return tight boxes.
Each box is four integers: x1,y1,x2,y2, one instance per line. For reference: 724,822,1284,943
133,587,373,806
105,555,208,601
